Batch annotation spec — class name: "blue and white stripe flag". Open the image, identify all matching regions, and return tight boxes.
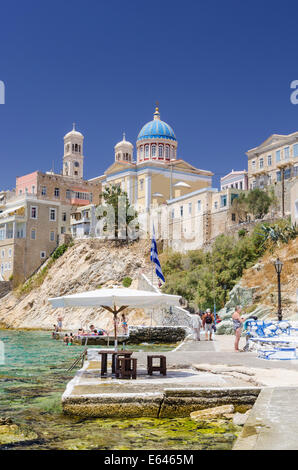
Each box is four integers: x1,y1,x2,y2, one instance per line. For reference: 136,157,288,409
150,226,165,283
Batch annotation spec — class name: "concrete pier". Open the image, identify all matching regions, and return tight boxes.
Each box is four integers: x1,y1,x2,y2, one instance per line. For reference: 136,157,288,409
234,386,298,450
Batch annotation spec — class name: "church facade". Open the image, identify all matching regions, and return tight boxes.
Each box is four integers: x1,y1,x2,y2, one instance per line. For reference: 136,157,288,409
91,106,213,214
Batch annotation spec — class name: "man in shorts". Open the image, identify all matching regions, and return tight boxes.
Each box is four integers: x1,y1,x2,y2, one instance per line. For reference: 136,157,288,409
202,308,215,341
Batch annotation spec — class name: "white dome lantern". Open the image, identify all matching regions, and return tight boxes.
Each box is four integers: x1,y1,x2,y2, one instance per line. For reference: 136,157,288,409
114,133,134,163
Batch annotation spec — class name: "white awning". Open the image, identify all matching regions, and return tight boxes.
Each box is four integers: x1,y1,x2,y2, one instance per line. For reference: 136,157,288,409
49,288,181,309
0,204,25,218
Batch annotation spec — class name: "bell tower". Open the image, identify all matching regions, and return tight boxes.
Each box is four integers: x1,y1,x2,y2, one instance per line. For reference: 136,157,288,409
63,123,84,178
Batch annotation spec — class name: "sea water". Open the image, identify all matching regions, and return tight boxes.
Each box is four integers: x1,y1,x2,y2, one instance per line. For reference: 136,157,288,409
0,330,239,450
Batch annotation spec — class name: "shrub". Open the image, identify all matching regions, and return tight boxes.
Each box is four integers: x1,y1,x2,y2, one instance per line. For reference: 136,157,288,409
122,277,132,288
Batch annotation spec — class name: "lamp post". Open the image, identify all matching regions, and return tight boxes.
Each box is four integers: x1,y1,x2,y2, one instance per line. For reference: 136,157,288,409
274,258,283,322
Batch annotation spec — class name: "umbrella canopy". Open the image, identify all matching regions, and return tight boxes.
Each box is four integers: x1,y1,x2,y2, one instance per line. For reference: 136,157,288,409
49,288,181,309
48,288,181,350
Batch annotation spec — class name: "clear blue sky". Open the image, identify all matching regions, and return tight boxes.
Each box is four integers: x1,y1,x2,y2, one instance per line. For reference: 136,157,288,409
1,0,298,190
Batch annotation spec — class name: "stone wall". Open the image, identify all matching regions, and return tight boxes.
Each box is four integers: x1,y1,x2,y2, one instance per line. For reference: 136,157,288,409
127,326,186,344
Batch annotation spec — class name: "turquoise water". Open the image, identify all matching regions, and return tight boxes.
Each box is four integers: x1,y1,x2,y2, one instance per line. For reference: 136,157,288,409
0,330,239,450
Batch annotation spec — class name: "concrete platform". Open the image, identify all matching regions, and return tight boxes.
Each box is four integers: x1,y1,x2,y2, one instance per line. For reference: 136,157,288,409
234,387,298,450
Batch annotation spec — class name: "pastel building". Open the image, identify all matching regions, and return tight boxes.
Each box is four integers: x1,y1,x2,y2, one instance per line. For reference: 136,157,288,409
247,132,298,189
220,170,248,191
0,125,102,284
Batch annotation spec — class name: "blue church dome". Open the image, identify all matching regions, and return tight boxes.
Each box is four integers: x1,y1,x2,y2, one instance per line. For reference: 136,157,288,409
137,107,176,142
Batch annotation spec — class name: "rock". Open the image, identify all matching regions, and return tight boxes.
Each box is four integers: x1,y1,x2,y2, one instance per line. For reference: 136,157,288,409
190,405,235,421
232,410,250,426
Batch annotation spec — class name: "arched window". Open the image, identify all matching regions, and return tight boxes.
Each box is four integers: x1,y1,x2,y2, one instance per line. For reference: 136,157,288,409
165,145,169,159
158,144,163,158
74,161,79,167
75,144,78,152
145,145,149,158
140,146,144,159
151,144,156,158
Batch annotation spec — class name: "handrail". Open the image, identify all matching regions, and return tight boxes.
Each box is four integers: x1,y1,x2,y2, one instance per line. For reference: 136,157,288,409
67,336,88,371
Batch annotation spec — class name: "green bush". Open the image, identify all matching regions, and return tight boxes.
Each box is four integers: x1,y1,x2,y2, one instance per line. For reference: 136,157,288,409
51,244,69,260
161,221,290,311
122,277,132,287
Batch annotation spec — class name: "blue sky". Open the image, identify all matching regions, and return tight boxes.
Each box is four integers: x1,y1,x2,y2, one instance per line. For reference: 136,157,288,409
1,0,298,189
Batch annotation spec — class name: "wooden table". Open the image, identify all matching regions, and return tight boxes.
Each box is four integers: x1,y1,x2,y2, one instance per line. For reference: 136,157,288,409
98,350,134,377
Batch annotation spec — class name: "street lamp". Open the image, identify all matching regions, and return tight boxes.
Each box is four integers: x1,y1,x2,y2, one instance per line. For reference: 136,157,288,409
274,258,283,322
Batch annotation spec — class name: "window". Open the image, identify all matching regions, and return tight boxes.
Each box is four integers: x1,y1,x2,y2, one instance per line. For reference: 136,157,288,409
276,171,281,182
284,168,292,179
268,155,272,166
74,161,79,167
197,200,201,211
54,188,60,197
30,206,38,219
62,212,67,222
31,229,36,240
8,249,12,257
158,145,163,158
89,193,93,203
231,213,236,222
180,206,183,217
1,249,5,258
151,145,156,158
139,179,144,191
145,145,149,158
294,144,298,157
171,209,175,219
32,185,35,194
240,181,243,189
50,231,55,242
41,186,47,196
259,158,264,169
66,189,71,199
40,251,46,259
188,203,192,214
214,201,218,209
49,208,56,221
165,146,170,159
220,195,227,207
140,146,144,159
61,226,66,234
294,166,298,177
284,146,290,160
252,160,256,170
276,150,281,162
231,193,239,204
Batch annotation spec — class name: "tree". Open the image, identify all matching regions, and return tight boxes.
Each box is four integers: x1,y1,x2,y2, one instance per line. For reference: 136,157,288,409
96,185,139,241
246,188,272,219
231,192,249,223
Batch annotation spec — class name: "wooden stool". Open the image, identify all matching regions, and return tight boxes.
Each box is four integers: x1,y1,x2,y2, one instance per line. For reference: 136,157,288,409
113,352,133,375
116,357,137,379
147,355,167,376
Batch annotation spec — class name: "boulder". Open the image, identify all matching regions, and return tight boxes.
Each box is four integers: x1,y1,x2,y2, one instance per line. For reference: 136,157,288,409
190,405,235,421
232,410,250,426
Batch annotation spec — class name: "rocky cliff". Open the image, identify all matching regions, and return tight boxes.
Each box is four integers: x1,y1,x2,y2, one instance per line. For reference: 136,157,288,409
217,237,298,334
0,239,155,331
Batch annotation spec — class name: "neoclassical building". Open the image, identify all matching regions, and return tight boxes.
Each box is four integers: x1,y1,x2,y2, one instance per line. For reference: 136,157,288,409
91,106,213,214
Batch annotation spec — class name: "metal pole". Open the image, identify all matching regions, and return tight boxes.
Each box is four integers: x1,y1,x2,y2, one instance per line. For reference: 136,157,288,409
114,311,118,351
281,167,285,217
277,271,282,321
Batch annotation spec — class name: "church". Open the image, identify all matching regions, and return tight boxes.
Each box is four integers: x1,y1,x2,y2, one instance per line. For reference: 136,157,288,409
92,105,213,213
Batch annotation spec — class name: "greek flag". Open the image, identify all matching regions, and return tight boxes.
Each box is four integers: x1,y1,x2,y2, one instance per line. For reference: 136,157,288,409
150,227,165,283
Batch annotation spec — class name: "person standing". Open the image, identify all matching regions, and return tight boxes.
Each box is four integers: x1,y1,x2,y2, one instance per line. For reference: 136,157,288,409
232,305,244,352
191,312,202,341
202,308,215,341
57,315,63,332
